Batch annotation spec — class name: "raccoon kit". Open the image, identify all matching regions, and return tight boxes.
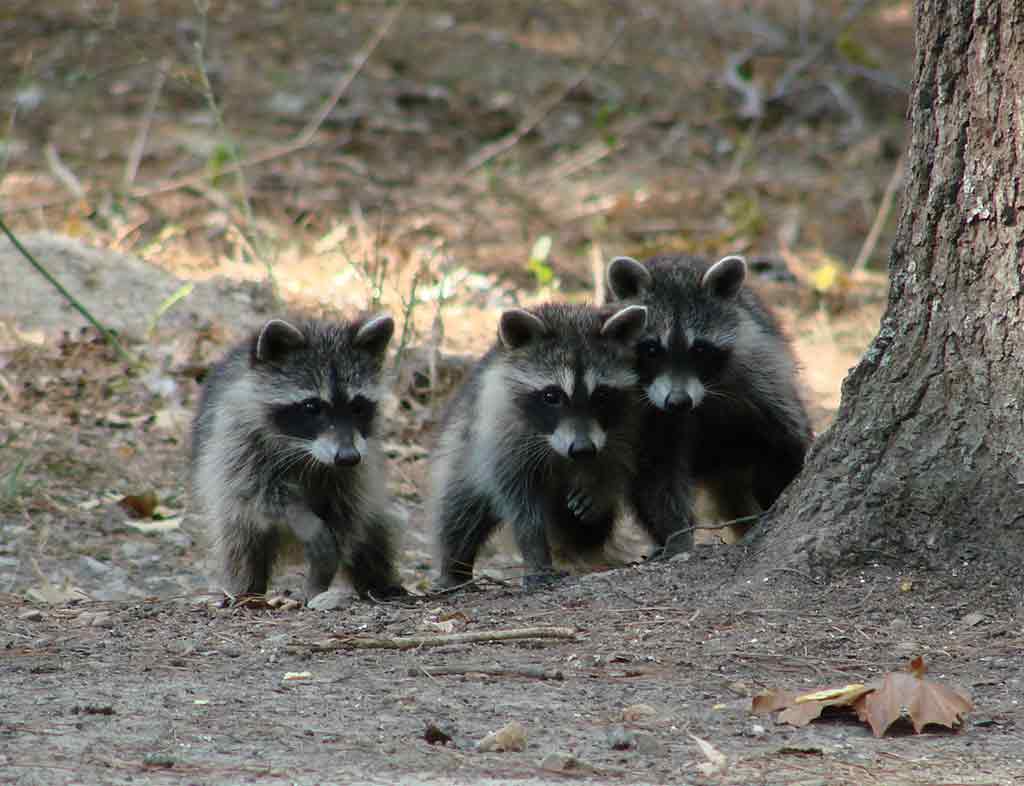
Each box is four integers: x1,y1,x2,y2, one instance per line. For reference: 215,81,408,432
190,315,406,601
430,302,690,590
607,254,813,535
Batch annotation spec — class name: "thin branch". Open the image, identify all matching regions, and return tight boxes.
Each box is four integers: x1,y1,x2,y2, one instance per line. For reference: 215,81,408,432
295,0,407,147
43,144,85,201
2,4,404,216
770,0,878,101
302,626,577,652
192,5,254,230
122,56,170,192
853,153,904,271
0,217,135,365
408,665,565,681
460,22,626,176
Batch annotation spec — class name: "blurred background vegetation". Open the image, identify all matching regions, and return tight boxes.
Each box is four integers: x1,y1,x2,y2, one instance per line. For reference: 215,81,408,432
0,1,912,298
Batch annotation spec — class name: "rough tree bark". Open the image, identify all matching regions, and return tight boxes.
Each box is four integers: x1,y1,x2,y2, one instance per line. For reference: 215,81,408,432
752,0,1023,579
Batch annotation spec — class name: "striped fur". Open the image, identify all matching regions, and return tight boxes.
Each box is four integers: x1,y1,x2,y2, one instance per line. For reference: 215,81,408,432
189,315,405,601
607,254,814,534
429,303,676,590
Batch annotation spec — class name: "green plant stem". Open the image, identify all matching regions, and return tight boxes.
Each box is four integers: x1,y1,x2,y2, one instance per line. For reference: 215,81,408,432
0,216,136,365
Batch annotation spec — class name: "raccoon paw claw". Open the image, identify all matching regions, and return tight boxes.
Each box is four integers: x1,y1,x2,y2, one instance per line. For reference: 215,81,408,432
523,570,570,592
567,488,595,520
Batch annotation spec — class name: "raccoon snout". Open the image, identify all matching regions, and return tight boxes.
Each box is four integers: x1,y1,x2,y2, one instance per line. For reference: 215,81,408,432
663,391,694,412
333,445,362,466
568,436,597,460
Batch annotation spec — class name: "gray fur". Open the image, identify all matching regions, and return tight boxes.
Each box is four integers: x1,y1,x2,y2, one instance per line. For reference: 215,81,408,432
190,315,405,601
607,254,814,525
429,302,671,590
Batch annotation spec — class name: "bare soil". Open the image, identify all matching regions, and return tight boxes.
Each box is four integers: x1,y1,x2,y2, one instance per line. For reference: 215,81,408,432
2,2,1022,784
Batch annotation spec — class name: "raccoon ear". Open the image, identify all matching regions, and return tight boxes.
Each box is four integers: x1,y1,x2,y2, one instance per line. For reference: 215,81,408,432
702,255,746,299
600,304,648,344
498,309,548,349
353,314,395,356
254,319,306,364
606,256,652,300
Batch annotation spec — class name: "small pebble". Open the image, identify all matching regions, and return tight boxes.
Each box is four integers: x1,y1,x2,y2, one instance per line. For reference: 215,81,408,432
477,721,526,752
306,588,354,611
540,752,594,773
606,724,635,750
622,703,657,722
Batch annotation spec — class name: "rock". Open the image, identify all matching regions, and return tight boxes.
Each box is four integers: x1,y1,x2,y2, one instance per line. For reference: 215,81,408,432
89,612,115,628
476,721,527,752
622,703,657,722
540,752,595,773
78,555,112,576
307,588,354,611
606,724,635,750
634,732,664,755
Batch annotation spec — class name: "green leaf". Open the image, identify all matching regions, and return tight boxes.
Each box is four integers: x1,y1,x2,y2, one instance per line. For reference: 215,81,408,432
529,235,552,265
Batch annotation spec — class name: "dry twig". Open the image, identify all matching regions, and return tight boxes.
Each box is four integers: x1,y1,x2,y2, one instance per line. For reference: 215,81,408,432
303,626,577,652
460,22,626,176
122,57,170,192
409,665,565,681
853,153,905,271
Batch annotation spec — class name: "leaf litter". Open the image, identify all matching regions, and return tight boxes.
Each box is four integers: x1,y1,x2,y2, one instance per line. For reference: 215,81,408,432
752,656,973,737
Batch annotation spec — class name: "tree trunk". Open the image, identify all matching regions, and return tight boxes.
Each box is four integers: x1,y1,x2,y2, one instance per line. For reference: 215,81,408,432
751,0,1024,579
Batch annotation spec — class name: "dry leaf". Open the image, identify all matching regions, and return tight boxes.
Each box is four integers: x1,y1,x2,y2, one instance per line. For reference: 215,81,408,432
751,689,798,715
810,262,842,293
622,703,658,722
477,721,527,752
690,733,728,776
756,658,973,737
777,683,873,727
854,658,973,737
119,491,159,519
26,579,90,605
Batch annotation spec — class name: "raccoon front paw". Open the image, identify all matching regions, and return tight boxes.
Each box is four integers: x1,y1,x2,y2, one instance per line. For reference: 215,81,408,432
566,487,596,521
522,569,570,592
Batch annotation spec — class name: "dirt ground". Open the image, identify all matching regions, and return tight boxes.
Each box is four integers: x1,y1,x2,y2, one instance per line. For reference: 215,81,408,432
2,2,1022,785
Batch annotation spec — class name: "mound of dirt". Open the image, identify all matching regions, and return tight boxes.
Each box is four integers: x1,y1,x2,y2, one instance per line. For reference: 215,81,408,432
0,233,274,342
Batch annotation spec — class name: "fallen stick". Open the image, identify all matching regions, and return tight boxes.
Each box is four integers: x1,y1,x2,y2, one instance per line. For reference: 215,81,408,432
305,626,576,652
409,665,565,681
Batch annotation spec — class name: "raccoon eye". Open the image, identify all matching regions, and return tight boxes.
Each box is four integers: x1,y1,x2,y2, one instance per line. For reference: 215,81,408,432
638,339,663,359
541,386,563,406
349,395,372,417
301,398,324,414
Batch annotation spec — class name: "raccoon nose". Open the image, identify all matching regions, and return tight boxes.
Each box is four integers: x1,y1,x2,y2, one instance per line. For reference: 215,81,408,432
333,445,362,467
664,392,693,412
568,436,597,460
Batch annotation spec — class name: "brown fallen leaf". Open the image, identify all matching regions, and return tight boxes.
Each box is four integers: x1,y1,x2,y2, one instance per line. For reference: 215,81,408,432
750,689,798,715
753,658,973,737
778,684,872,727
119,490,159,519
853,657,973,737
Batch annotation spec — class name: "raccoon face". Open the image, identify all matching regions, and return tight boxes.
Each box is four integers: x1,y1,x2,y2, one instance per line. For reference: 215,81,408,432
270,391,376,466
252,315,394,468
608,255,745,413
497,304,646,461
